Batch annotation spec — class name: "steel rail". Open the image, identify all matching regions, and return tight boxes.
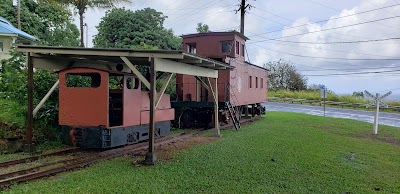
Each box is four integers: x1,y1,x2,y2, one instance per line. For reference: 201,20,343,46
0,147,77,167
0,133,193,187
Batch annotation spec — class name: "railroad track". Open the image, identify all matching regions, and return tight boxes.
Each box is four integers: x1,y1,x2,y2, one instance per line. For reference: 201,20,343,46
0,117,262,188
0,133,193,187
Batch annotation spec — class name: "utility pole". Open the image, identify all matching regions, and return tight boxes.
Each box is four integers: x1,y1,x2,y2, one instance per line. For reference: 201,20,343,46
12,0,21,29
85,23,88,48
236,0,253,35
364,90,392,134
18,0,21,29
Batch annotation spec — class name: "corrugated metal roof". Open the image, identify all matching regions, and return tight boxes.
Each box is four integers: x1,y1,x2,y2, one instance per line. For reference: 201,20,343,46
0,16,37,41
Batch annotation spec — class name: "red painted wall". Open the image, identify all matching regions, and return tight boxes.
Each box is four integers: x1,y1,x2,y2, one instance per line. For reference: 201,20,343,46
59,68,109,127
123,75,141,126
177,32,268,105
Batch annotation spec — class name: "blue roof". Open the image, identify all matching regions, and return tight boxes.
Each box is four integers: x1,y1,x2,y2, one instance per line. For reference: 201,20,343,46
0,16,37,41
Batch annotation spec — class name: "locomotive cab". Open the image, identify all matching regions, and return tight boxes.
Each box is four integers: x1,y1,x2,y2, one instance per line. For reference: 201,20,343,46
58,67,174,148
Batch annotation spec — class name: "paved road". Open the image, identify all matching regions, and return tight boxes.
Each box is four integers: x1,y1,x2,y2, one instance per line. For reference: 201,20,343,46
262,102,400,127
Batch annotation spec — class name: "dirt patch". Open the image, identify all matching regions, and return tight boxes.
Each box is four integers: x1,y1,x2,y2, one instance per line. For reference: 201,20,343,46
356,131,400,147
133,134,218,163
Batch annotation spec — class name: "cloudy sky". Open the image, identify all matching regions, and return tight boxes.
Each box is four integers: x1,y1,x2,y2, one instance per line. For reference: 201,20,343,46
74,0,400,98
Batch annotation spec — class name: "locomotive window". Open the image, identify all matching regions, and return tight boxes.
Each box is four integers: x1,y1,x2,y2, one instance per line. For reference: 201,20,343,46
249,76,252,88
256,77,258,88
221,40,232,53
109,75,123,89
235,41,239,55
126,77,140,89
66,73,101,88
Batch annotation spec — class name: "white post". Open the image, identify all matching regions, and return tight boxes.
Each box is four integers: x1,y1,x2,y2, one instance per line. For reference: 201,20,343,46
373,93,380,135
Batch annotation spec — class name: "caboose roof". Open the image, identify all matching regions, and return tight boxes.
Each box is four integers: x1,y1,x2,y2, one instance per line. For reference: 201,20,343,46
181,31,250,41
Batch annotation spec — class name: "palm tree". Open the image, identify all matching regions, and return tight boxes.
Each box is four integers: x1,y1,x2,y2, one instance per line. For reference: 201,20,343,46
58,0,132,47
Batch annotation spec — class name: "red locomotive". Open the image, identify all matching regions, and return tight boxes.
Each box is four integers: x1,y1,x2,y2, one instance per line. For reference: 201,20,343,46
59,67,174,148
173,31,268,128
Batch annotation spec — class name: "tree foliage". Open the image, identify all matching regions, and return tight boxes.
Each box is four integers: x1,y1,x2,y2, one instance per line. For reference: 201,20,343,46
265,59,307,91
94,8,181,50
196,22,210,33
56,0,131,47
0,0,80,46
0,47,60,141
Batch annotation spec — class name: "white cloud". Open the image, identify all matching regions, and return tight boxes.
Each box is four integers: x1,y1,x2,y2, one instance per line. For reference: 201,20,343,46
251,0,400,94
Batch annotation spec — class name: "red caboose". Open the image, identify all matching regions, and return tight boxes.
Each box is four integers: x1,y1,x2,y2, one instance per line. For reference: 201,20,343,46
173,32,268,128
58,67,174,148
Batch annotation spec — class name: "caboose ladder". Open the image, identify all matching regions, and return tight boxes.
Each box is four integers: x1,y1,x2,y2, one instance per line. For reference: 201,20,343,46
226,101,240,130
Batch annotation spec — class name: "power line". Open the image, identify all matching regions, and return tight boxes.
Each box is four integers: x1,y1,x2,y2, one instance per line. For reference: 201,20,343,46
248,36,399,58
248,3,400,38
248,15,400,44
256,37,400,44
247,44,400,71
304,69,400,76
307,0,400,32
165,0,225,27
300,66,400,72
172,6,236,32
253,46,400,61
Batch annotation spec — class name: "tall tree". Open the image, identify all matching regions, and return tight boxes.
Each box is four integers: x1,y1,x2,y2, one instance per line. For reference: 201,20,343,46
196,22,210,33
94,8,181,50
265,59,307,91
0,0,80,46
57,0,131,47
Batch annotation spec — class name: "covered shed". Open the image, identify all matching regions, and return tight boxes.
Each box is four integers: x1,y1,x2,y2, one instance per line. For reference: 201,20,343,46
16,45,233,164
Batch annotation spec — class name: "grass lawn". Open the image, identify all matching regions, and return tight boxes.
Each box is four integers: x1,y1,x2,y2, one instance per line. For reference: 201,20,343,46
4,112,400,193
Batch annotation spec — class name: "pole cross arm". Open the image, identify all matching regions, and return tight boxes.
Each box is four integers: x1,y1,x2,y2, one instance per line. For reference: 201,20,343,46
379,101,389,108
379,91,392,101
364,90,374,98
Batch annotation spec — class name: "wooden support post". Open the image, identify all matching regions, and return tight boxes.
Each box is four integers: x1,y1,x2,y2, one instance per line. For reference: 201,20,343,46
213,78,220,137
33,79,59,117
26,52,35,152
144,57,157,165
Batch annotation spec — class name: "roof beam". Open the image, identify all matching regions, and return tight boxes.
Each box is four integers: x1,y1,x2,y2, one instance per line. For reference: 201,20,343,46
154,58,218,78
17,47,183,59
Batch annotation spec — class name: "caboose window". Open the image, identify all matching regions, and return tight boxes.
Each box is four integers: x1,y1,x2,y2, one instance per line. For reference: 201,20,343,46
221,40,232,53
66,73,101,88
261,78,263,88
249,76,252,88
187,43,196,54
256,77,258,88
241,44,245,57
236,41,239,55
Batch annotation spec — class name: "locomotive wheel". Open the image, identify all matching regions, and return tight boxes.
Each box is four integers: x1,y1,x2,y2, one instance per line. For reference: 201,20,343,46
181,109,195,128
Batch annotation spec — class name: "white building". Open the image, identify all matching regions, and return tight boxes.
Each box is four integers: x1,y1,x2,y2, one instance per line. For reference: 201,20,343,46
0,16,37,60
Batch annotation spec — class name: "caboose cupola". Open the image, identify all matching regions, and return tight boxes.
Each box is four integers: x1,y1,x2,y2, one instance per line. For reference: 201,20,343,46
181,31,249,62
